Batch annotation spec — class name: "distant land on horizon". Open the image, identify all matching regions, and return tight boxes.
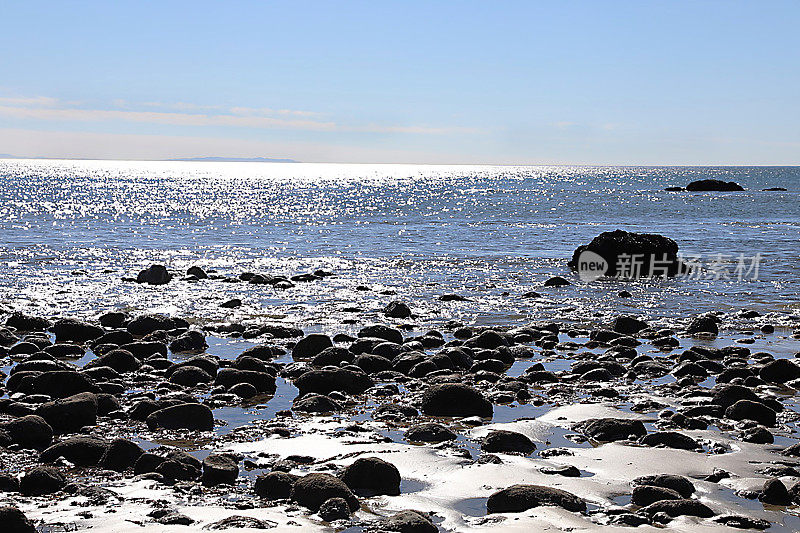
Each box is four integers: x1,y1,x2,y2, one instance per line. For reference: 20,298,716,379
0,154,300,163
167,156,299,163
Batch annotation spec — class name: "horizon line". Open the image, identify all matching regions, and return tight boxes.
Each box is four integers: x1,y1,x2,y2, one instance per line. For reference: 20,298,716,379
1,155,799,168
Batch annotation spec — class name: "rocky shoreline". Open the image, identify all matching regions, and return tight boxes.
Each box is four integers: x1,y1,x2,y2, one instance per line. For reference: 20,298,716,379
2,267,800,532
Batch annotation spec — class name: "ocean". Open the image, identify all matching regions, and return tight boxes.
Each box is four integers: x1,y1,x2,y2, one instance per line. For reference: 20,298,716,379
1,159,798,331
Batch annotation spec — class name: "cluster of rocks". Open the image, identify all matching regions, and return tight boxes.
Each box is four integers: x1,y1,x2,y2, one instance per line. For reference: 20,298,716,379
129,264,334,288
2,303,800,530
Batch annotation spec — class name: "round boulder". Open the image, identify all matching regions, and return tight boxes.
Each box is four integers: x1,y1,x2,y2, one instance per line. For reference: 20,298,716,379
340,457,401,496
420,384,492,418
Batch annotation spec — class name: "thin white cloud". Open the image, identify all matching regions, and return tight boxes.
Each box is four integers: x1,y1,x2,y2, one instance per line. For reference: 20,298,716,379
0,96,60,107
0,95,478,135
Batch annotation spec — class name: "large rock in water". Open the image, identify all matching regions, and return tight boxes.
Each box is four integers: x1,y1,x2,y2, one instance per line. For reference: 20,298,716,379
568,230,682,277
686,179,744,192
136,264,172,285
146,403,214,431
487,484,586,513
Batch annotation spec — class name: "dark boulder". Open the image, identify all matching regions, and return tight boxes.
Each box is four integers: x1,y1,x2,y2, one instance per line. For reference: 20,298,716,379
186,265,208,279
631,485,682,506
580,418,647,442
204,516,274,530
98,438,144,472
725,400,776,427
214,368,275,393
354,353,393,373
759,358,800,384
20,466,66,496
291,473,359,512
374,403,419,420
93,329,133,346
0,415,53,450
312,347,354,367
31,370,99,398
568,230,681,277
99,312,127,329
384,301,412,318
169,365,214,387
759,478,791,505
742,426,774,444
686,316,719,335
639,498,715,518
40,436,108,466
464,330,509,350
202,454,239,486
294,368,373,396
50,318,104,344
239,344,283,360
254,471,298,499
126,314,175,336
358,325,403,344
686,179,744,192
487,484,586,513
0,327,19,347
121,341,168,358
292,334,334,360
640,431,700,450
711,384,760,408
169,330,208,353
382,510,437,533
540,464,581,477
340,457,401,496
6,312,51,332
89,349,140,373
167,355,219,377
136,264,172,285
318,497,352,521
145,403,214,431
404,423,457,443
543,276,570,287
420,383,492,418
293,393,342,413
36,392,98,433
633,474,695,498
481,430,536,454
0,506,36,533
613,316,648,335
129,399,161,421
230,383,258,399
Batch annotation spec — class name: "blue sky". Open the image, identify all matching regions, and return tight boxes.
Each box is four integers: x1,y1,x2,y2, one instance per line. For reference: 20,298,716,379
0,1,798,164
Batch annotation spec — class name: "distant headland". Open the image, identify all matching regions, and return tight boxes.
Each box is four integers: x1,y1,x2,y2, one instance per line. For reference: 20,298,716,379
0,155,300,163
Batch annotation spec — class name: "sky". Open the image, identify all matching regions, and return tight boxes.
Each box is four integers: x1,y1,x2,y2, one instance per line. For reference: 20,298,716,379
0,1,798,164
